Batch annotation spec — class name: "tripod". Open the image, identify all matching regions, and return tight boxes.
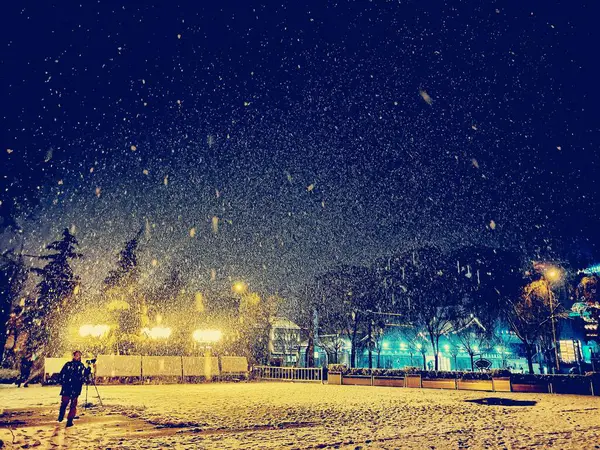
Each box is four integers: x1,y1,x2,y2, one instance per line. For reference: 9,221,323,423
84,371,103,409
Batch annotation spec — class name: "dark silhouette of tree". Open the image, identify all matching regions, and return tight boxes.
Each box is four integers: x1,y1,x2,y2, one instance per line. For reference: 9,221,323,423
576,275,599,304
505,277,558,374
316,266,375,368
103,228,145,354
404,246,458,371
236,292,281,365
283,286,317,367
104,228,143,288
448,246,524,370
0,249,28,363
29,228,82,356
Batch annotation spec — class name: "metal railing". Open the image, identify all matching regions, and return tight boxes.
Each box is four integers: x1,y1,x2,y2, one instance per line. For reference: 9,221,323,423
253,366,323,382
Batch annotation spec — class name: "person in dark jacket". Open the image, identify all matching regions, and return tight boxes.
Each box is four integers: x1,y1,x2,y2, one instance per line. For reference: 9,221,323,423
58,350,88,427
17,354,33,387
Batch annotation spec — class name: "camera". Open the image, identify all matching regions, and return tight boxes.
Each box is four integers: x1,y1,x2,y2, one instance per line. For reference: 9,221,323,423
85,358,97,365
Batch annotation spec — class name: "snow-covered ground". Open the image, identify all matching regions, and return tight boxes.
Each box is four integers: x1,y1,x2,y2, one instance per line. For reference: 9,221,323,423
1,382,599,449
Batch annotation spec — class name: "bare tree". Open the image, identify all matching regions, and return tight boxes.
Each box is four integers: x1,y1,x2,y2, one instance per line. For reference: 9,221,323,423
505,278,566,374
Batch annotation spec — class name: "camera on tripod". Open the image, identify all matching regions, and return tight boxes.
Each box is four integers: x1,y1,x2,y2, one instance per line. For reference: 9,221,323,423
82,357,103,409
84,358,97,383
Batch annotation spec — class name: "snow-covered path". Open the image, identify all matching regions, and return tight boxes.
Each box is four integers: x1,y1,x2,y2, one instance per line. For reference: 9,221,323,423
1,382,599,449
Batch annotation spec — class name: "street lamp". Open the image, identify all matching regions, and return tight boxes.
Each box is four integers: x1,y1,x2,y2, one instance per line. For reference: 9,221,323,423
232,281,248,295
192,329,223,344
141,326,172,339
79,324,110,338
192,329,222,381
537,263,564,372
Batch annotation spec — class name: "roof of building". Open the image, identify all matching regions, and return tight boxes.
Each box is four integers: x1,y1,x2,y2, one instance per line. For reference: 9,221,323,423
270,316,301,330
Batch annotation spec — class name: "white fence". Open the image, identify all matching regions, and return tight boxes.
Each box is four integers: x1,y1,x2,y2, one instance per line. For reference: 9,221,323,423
44,355,248,382
252,366,324,383
182,356,219,377
96,355,142,377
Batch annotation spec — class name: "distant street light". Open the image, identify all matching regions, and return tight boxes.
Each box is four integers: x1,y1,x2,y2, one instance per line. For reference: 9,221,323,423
535,262,564,372
193,329,223,378
545,267,563,284
141,326,172,339
534,262,565,285
192,329,223,344
79,324,110,338
232,281,248,295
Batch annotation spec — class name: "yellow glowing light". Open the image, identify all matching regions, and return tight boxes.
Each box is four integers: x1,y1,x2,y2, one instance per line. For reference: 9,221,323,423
107,299,130,311
79,324,110,338
232,281,248,294
534,262,564,284
142,326,172,339
192,329,222,343
545,267,562,283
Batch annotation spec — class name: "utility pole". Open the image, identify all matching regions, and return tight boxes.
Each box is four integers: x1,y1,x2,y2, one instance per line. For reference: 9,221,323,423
548,283,560,373
367,314,373,369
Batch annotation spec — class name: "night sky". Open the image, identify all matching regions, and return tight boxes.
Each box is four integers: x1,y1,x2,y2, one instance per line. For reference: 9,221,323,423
2,2,599,297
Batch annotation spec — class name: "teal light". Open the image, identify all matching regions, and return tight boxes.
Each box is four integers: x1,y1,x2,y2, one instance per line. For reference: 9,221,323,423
582,264,600,275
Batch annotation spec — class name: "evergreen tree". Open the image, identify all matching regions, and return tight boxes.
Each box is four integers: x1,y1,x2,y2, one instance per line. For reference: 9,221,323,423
103,228,145,353
104,228,143,288
29,228,82,356
0,249,28,364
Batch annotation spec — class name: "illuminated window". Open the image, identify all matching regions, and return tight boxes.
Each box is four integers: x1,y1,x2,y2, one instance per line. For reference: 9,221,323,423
558,340,578,363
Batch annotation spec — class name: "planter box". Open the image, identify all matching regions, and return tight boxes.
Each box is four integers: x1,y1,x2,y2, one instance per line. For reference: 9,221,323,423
422,379,457,390
457,380,493,392
511,383,549,393
328,373,342,385
405,375,422,388
342,375,372,386
373,376,405,387
492,378,511,392
549,382,592,396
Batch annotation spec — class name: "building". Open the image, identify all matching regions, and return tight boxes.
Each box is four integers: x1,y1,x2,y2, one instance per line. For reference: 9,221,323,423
268,317,301,366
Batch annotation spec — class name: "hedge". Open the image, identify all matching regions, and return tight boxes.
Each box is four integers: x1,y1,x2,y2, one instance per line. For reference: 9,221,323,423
0,368,19,384
327,366,600,385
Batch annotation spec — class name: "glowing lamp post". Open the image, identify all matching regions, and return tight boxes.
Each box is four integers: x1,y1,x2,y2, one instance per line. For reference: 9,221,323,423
141,326,172,339
232,281,248,295
192,329,223,344
536,262,564,372
193,329,222,381
79,324,111,338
